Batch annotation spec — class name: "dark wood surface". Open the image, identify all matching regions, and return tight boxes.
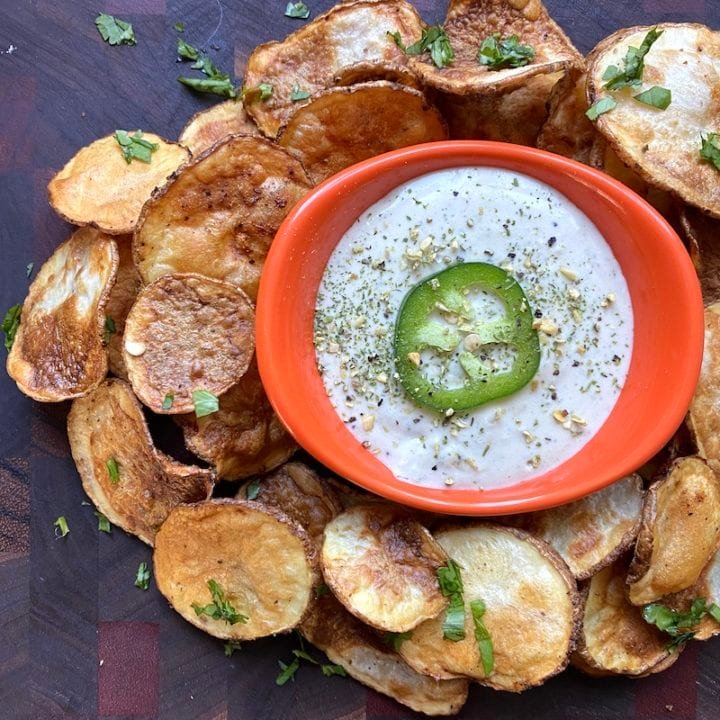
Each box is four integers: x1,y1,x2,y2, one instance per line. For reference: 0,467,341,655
1,1,719,718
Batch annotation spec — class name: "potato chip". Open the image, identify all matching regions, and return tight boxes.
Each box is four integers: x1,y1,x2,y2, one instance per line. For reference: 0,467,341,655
48,133,189,234
408,0,582,95
679,207,720,306
332,60,421,89
243,0,423,137
123,273,255,414
278,81,447,184
154,500,317,640
7,227,117,402
513,474,644,580
134,135,311,300
627,457,720,605
237,462,342,545
301,594,469,716
572,556,679,677
587,24,720,218
178,100,259,155
688,305,720,471
104,237,141,381
321,505,448,633
67,379,214,545
399,524,578,690
176,358,296,480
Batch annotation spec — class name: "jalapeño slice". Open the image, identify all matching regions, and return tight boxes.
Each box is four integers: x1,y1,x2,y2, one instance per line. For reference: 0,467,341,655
394,262,540,413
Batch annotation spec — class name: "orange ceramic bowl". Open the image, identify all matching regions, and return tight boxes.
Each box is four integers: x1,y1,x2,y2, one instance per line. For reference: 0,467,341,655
256,141,703,515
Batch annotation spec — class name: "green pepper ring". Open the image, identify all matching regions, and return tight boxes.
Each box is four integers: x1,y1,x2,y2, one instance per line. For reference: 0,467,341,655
393,262,540,413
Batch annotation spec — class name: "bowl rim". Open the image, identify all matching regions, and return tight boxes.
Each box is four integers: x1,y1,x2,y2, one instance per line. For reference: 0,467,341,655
256,140,704,515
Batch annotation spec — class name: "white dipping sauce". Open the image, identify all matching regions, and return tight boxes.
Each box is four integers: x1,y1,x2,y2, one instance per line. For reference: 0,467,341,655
314,168,633,490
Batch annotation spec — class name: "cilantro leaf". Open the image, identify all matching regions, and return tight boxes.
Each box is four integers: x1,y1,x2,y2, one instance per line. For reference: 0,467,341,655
321,664,347,677
700,132,720,172
2,304,21,351
224,640,242,657
290,85,312,102
442,592,466,641
585,96,617,121
114,130,158,164
643,597,712,651
603,27,663,91
134,561,150,590
54,515,69,538
175,21,185,33
470,599,494,676
388,31,406,52
633,86,671,110
246,478,261,500
403,26,454,69
192,389,219,418
192,54,228,80
177,38,200,61
95,14,136,46
106,457,120,484
162,393,174,411
242,83,273,102
276,657,300,685
95,511,112,534
292,648,318,664
708,602,720,623
192,579,247,625
103,315,116,345
178,77,237,99
285,2,310,19
382,630,412,652
478,34,535,70
437,559,464,596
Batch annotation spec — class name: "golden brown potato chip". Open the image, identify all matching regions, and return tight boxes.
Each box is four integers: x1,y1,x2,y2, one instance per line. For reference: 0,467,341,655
399,524,578,690
243,0,423,137
67,379,214,545
627,457,720,605
408,0,581,95
237,462,342,545
332,60,421,89
278,81,447,183
301,594,469,716
134,135,311,300
104,237,141,381
176,357,296,480
178,100,259,155
679,207,720,306
688,305,720,470
321,505,448,633
572,556,679,677
154,500,317,640
513,474,644,580
123,273,255,414
587,24,720,218
7,227,117,402
48,133,190,234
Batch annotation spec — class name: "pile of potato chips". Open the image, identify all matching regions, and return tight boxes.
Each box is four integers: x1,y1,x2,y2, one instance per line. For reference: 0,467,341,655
5,0,720,715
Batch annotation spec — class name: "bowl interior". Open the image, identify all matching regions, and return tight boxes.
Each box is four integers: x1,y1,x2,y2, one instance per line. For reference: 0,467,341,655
256,141,703,515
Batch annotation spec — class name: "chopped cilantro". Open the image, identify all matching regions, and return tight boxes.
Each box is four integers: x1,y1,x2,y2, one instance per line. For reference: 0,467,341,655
478,34,535,70
700,133,720,172
114,130,158,164
95,14,136,46
54,515,69,538
246,478,261,500
243,83,273,102
192,389,219,418
224,640,242,657
134,561,150,590
162,393,174,411
192,579,247,625
106,457,120,484
398,26,455,69
276,657,300,685
442,592,466,641
633,85,671,110
292,648,318,664
285,2,310,19
470,599,494,675
177,40,237,98
103,315,116,345
2,304,21,351
290,85,312,102
175,21,186,33
177,38,200,61
643,597,717,651
585,96,617,121
95,511,112,534
602,27,663,91
321,664,347,677
437,559,464,596
178,77,237,98
382,630,412,651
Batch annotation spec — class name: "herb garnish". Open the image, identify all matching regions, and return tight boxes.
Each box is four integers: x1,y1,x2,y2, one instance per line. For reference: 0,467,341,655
633,85,671,110
2,304,21,351
175,21,185,33
246,478,261,500
179,77,238,98
285,2,310,19
114,130,158,164
224,640,242,657
585,96,617,121
106,457,120,484
276,641,348,684
602,28,663,91
96,511,112,534
134,561,150,590
177,38,200,61
192,579,247,625
478,34,534,70
391,26,455,69
643,598,720,651
321,664,347,677
470,599,494,675
700,133,720,172
276,657,301,685
103,315,116,345
242,83,274,102
290,85,312,102
382,630,412,651
162,393,174,410
95,14,136,46
192,389,219,418
54,516,69,538
177,39,237,99
437,559,466,640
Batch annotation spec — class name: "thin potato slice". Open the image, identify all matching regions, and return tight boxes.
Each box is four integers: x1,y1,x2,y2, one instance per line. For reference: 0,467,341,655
321,505,448,633
134,135,311,300
123,273,254,414
67,379,214,545
154,500,317,640
176,358,296,480
278,82,447,184
178,100,259,155
399,524,578,691
237,462,342,545
105,237,141,381
48,133,189,234
628,457,720,605
301,594,469,716
514,474,644,580
680,207,720,306
572,556,679,677
586,24,720,218
7,227,117,402
408,0,582,95
243,0,424,137
332,60,421,89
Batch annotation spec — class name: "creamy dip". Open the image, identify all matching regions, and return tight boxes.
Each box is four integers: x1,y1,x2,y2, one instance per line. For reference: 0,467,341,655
314,167,633,490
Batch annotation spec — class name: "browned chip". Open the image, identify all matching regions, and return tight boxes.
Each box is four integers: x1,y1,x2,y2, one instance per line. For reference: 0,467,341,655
104,237,142,381
123,273,254,414
301,594,469,716
67,379,214,545
407,0,582,95
7,227,117,402
237,462,342,546
176,358,296,480
586,24,720,218
332,60,421,89
243,0,423,137
278,81,447,184
321,505,448,633
48,133,190,234
680,207,720,306
133,135,311,300
627,457,720,605
154,500,317,640
572,556,679,677
178,100,259,155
